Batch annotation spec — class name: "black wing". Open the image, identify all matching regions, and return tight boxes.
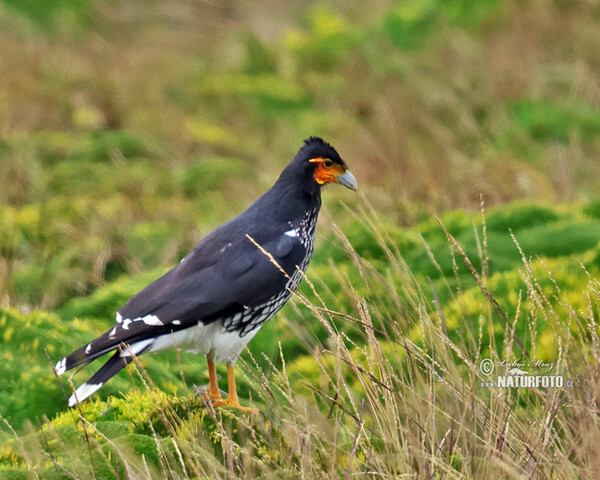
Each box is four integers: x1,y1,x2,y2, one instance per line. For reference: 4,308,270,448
58,220,306,372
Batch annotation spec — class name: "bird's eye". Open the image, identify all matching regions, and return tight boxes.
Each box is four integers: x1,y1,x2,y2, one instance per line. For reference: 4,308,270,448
323,159,333,167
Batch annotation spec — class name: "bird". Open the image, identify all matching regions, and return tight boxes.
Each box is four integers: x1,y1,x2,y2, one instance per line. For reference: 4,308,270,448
55,137,357,411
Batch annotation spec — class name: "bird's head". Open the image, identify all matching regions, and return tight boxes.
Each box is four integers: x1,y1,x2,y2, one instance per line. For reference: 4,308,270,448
294,137,358,193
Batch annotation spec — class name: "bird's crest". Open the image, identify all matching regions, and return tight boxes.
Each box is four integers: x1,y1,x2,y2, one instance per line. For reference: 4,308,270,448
303,136,331,148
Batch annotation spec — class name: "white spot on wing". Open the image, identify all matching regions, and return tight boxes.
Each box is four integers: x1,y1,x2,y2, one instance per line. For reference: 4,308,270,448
139,314,163,326
122,319,132,330
284,229,299,238
109,326,117,338
116,312,123,323
172,320,181,325
85,343,93,354
219,242,233,254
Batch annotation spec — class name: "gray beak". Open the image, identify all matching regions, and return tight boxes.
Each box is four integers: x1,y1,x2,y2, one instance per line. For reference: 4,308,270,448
337,170,358,191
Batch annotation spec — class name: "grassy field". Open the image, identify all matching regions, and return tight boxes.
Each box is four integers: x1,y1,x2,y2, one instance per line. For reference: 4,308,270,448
1,0,600,478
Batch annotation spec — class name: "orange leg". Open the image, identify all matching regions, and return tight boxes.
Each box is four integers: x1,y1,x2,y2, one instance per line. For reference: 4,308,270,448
201,356,223,402
213,364,257,413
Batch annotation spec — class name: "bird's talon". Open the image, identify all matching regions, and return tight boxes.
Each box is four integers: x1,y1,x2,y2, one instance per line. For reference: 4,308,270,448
200,392,223,403
212,398,258,413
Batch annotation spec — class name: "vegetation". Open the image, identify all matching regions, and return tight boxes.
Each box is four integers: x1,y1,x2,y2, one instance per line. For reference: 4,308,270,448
1,0,600,478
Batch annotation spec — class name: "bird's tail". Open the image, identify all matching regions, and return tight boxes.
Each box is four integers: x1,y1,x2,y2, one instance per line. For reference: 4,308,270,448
54,328,121,376
56,333,155,407
67,351,132,407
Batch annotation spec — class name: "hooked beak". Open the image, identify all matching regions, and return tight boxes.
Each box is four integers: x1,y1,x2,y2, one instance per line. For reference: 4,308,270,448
337,170,358,191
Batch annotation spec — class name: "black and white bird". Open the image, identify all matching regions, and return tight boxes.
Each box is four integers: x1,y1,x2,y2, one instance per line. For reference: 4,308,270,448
55,137,357,410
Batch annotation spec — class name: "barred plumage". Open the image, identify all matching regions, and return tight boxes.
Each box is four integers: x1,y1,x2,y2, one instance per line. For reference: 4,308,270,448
55,137,357,410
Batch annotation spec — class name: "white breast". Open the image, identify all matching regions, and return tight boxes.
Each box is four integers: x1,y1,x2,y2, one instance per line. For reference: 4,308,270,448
144,322,260,365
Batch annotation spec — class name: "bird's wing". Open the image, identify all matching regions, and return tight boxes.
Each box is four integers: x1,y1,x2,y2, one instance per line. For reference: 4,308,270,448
60,224,305,370
120,225,303,323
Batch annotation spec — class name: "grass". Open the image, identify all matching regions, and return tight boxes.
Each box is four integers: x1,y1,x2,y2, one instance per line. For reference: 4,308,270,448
2,0,600,312
1,0,600,477
2,204,600,478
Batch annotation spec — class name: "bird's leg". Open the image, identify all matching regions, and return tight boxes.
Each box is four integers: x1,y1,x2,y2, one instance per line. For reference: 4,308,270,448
213,364,257,413
201,356,223,402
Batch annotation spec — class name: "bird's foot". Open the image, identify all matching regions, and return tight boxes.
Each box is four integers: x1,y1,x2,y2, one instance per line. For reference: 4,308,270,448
193,384,223,403
213,397,258,414
201,392,223,403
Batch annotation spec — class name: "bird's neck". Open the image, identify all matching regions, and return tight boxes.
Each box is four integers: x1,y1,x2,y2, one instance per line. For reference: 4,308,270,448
250,172,321,224
272,173,321,221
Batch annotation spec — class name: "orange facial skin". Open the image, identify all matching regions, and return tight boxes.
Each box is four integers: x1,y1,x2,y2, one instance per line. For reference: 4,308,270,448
309,157,347,185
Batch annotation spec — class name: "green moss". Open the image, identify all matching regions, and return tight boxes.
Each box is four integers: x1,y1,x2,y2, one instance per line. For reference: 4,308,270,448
442,255,592,358
383,0,439,50
508,99,600,142
176,157,248,197
0,468,32,480
383,0,501,50
583,198,600,220
198,72,312,114
485,203,561,232
513,221,600,258
2,0,90,33
59,269,168,322
0,307,91,426
66,131,151,164
286,6,362,72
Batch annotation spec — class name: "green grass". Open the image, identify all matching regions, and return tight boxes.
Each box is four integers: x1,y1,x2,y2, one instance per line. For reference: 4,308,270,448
1,0,600,311
2,207,600,478
1,0,600,477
